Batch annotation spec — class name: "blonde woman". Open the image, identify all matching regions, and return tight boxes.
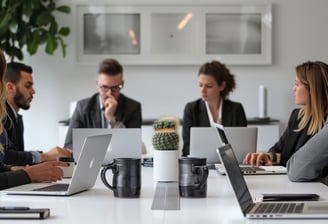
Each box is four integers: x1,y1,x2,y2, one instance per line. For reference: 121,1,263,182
244,61,328,167
0,50,67,190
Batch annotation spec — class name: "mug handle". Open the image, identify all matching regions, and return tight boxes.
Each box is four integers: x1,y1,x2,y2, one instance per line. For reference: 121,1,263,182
100,163,117,190
193,165,209,190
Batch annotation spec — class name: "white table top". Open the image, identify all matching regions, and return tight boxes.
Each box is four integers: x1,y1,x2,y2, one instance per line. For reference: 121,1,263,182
1,167,328,224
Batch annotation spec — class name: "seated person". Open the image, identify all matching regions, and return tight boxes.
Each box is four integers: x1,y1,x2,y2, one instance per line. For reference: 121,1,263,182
287,119,328,184
0,49,67,190
64,58,142,149
182,60,247,156
2,62,72,166
243,61,328,167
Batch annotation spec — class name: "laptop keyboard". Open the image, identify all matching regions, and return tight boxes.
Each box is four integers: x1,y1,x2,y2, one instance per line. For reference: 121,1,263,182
33,184,69,192
241,166,265,171
255,203,304,213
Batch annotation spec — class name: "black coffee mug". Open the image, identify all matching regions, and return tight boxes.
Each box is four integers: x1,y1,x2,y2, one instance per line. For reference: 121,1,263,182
101,158,141,198
179,157,209,197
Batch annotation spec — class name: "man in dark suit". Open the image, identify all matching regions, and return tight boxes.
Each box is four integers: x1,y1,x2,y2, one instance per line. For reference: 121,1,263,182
2,62,72,166
64,58,142,150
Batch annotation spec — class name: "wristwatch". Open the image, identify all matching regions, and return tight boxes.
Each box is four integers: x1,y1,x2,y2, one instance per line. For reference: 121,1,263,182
109,117,118,127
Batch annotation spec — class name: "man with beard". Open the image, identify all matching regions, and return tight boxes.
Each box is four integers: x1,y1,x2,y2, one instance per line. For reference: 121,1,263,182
1,62,72,166
64,58,142,150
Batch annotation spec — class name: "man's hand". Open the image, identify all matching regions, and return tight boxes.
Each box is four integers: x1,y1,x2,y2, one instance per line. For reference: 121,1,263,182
103,95,118,121
41,147,73,162
24,161,68,183
243,152,273,167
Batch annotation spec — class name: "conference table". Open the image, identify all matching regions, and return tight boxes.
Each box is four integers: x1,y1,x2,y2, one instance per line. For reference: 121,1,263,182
1,167,328,224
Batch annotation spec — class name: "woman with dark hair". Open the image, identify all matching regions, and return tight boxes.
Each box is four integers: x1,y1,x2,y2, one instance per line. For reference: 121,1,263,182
182,60,247,156
244,61,328,167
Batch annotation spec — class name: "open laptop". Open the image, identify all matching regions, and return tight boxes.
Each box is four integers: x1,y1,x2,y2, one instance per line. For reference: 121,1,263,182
214,125,287,175
1,134,112,196
189,126,257,165
217,144,328,219
73,128,141,165
213,125,286,175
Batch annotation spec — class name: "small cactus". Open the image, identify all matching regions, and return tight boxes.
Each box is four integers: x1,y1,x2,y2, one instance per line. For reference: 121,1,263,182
152,119,179,151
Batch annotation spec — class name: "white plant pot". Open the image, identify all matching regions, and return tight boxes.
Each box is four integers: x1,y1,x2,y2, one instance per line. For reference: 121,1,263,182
153,149,179,182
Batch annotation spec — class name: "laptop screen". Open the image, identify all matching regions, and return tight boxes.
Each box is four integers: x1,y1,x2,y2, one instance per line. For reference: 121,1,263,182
215,127,229,144
217,144,254,215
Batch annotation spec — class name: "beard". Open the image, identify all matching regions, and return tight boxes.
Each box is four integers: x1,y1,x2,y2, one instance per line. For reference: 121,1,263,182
14,88,31,110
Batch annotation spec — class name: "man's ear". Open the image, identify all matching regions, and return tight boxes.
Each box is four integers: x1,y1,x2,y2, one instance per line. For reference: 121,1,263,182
5,82,16,93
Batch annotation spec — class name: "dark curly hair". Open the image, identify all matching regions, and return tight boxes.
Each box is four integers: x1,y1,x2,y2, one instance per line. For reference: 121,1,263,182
198,60,236,98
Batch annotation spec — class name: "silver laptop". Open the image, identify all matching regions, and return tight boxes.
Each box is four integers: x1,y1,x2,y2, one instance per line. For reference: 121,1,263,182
217,144,328,219
189,126,257,164
73,128,141,165
212,125,286,175
1,134,112,196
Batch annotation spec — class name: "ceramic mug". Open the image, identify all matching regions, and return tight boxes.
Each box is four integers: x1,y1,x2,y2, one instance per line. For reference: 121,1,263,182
179,157,209,197
101,158,141,198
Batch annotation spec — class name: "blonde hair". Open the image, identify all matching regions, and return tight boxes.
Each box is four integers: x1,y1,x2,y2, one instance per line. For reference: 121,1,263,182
0,50,7,151
296,61,328,135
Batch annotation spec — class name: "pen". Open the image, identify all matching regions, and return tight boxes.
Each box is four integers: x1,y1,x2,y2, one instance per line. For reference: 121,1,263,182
0,206,30,210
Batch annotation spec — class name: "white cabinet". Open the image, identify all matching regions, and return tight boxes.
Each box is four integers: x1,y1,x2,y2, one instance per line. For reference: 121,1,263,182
76,4,272,65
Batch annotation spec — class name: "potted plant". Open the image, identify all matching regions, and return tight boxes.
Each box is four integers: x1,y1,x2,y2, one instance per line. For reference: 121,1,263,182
152,116,180,182
0,0,71,61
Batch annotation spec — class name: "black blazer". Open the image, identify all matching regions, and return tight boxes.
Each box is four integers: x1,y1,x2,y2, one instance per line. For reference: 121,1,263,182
64,93,142,149
182,99,247,156
3,101,24,151
1,101,34,165
0,162,30,190
269,108,314,166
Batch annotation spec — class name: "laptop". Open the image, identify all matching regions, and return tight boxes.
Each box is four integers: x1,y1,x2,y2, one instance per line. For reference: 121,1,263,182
1,134,112,196
189,126,257,164
213,125,286,175
73,128,141,165
217,144,328,219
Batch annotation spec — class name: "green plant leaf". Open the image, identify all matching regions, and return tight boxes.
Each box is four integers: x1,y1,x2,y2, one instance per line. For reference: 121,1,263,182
45,33,58,54
0,0,71,61
27,31,41,55
49,21,58,35
0,13,12,36
56,6,71,14
11,47,24,61
59,27,70,36
58,36,67,57
22,1,33,23
47,1,56,12
35,11,53,26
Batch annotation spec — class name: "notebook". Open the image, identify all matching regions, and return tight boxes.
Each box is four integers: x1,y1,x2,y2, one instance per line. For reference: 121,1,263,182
216,143,328,219
213,125,286,175
1,134,112,196
189,126,257,164
73,128,142,165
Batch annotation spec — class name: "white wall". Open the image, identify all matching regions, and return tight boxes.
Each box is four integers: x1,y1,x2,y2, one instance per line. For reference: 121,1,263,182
19,0,328,151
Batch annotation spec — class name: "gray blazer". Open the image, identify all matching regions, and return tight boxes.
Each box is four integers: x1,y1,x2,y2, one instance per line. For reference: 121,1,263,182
287,119,328,184
64,93,142,149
